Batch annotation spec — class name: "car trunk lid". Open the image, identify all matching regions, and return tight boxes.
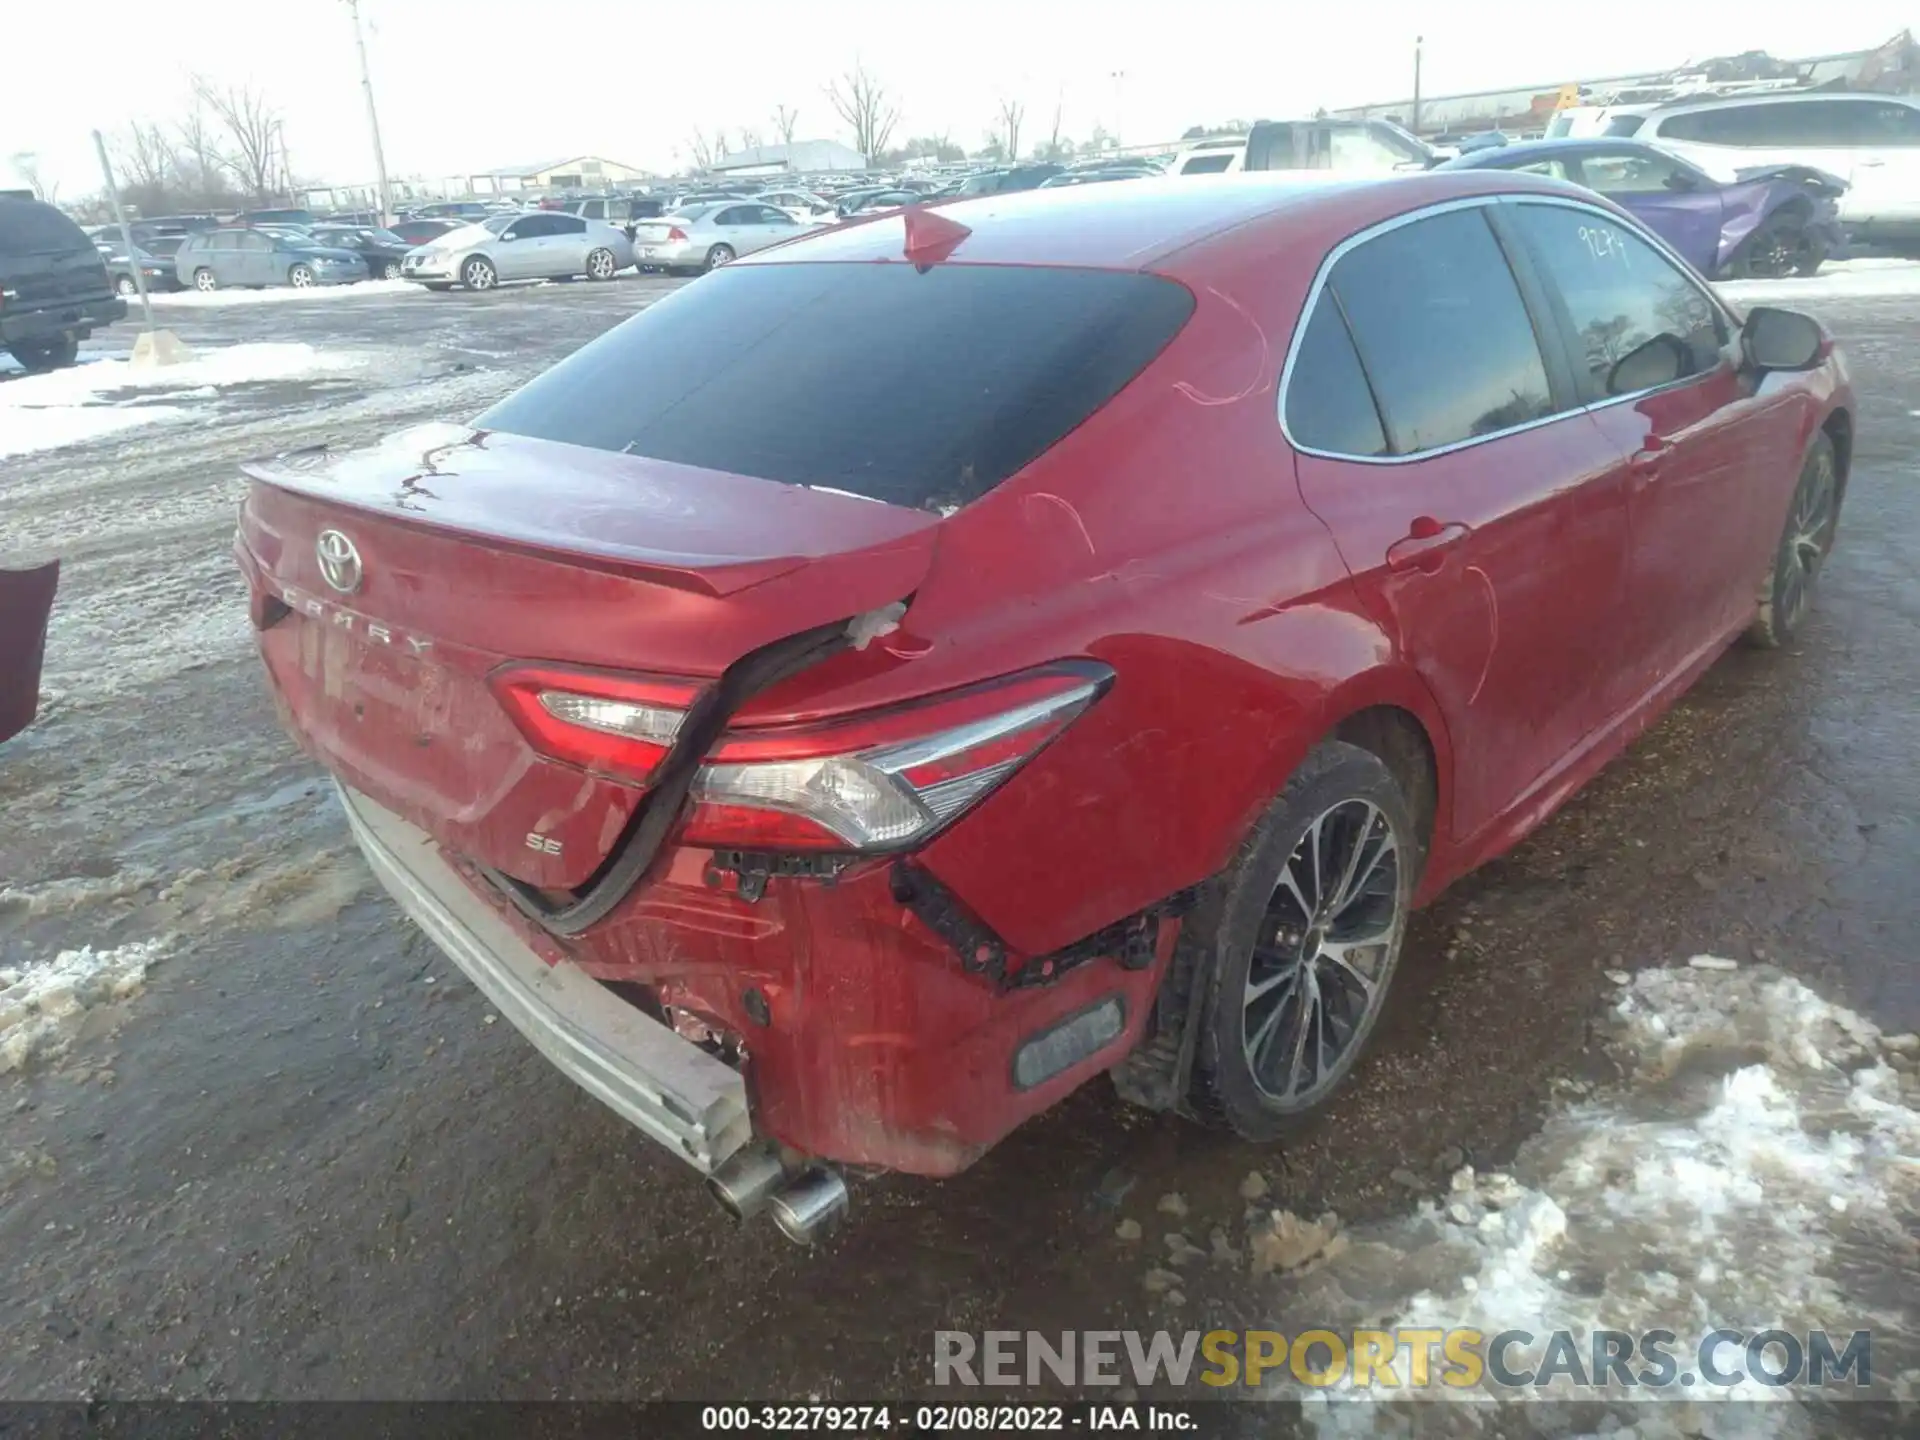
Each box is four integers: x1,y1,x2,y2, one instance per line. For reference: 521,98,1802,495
239,422,940,887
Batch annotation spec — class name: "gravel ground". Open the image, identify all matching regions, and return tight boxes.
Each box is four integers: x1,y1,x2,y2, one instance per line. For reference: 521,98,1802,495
1,270,1915,1423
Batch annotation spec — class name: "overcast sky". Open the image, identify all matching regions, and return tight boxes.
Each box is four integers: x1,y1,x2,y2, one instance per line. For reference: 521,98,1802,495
8,2,1913,195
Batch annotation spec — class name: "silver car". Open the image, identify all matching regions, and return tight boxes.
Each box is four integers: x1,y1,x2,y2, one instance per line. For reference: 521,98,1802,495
631,202,818,274
400,211,635,291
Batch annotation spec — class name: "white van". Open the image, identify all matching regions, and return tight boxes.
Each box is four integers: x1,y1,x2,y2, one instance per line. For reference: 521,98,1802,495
1606,92,1920,241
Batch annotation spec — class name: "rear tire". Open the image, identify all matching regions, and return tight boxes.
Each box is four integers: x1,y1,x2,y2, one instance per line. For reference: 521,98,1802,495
1745,433,1840,649
461,255,497,291
114,275,138,297
8,336,81,372
586,246,618,280
704,244,735,271
193,267,217,292
1188,741,1418,1142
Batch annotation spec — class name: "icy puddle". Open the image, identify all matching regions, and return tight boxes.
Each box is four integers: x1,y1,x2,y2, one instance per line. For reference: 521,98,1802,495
0,343,368,459
1217,962,1920,1436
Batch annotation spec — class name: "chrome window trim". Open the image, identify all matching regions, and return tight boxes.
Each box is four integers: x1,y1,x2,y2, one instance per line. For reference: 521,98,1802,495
1277,190,1738,466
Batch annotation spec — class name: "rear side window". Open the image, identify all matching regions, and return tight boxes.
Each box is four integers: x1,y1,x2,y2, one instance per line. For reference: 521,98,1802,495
1325,208,1554,454
1181,154,1236,174
0,199,90,255
476,264,1195,512
1284,300,1387,457
1511,204,1725,400
1601,115,1645,138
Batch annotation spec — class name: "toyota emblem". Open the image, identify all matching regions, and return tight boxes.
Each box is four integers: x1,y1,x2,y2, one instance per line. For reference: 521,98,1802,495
315,529,364,594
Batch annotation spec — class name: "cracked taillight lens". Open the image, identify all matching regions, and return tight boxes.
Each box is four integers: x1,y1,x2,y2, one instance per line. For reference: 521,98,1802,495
683,663,1111,852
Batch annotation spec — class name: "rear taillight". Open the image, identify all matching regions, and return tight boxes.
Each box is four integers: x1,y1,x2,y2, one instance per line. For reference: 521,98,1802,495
491,665,702,783
667,226,689,242
682,663,1111,852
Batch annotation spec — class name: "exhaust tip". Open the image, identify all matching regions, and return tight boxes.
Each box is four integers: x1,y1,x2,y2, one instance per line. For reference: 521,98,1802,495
768,1166,849,1244
706,1143,788,1221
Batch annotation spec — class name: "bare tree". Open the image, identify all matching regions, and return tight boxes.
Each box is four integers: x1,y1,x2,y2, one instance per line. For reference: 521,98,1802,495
773,104,799,146
738,127,763,153
827,64,901,163
687,128,720,170
192,75,281,200
996,99,1025,165
175,101,227,200
1040,101,1066,160
10,152,56,202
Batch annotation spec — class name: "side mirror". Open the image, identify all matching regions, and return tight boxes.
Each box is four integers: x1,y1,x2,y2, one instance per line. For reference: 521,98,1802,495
1741,307,1825,373
1607,333,1691,395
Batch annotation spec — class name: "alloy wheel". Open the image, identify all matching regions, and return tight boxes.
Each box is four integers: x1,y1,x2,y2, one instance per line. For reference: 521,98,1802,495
1242,798,1404,1105
464,259,495,290
289,265,314,288
588,248,615,279
194,269,216,292
1778,452,1838,630
115,276,137,297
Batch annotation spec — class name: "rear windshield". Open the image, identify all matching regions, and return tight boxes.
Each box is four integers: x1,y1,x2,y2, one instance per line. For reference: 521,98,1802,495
476,263,1194,512
0,199,90,256
1602,115,1646,137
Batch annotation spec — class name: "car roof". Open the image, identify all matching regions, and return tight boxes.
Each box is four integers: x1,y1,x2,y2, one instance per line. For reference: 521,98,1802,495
1440,136,1678,168
743,171,1583,273
1641,90,1920,117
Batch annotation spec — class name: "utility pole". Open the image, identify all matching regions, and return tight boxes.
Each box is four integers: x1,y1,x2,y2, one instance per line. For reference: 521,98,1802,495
94,129,190,368
344,0,394,224
1411,36,1424,135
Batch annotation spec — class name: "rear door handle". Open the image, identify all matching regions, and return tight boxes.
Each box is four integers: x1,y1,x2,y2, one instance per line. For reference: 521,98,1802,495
1386,517,1471,574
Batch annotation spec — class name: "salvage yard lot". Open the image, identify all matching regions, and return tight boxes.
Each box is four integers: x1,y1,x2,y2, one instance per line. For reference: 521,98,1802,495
2,267,1917,1424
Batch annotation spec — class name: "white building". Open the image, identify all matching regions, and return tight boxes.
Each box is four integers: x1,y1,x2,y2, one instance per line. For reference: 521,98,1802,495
708,140,868,176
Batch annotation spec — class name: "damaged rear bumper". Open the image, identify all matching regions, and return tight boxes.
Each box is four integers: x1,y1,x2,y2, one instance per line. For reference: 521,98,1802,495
336,782,753,1173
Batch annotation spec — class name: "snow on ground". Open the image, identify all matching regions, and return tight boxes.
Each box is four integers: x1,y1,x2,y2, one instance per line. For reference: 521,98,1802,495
143,277,422,307
0,939,163,1073
1720,256,1920,306
0,343,368,460
1229,961,1919,1437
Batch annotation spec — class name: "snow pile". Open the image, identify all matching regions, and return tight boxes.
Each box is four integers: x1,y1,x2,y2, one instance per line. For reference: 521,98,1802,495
1248,961,1919,1436
0,939,164,1072
1720,256,1920,305
145,277,421,308
0,343,368,459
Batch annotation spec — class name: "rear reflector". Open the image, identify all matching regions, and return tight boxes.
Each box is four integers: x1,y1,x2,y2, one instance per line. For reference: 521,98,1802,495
683,663,1110,852
492,665,702,784
1012,996,1127,1089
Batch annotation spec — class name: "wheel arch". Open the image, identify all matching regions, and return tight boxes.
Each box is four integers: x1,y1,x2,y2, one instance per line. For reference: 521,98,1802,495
1822,405,1854,499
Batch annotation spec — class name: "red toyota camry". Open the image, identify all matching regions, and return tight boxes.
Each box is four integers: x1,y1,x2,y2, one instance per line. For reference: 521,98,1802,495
236,172,1853,1241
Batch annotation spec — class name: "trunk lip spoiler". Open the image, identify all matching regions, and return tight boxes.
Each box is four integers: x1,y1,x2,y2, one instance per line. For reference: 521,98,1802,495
337,781,753,1172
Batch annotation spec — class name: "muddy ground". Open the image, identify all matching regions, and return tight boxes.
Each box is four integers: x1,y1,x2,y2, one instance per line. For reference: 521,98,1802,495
1,273,1915,1410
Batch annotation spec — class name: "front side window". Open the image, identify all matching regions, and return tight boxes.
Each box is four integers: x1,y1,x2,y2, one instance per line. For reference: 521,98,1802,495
1511,204,1725,400
1576,151,1686,193
1325,207,1555,454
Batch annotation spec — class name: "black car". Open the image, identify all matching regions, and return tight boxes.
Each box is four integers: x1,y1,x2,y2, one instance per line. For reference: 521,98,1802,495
0,196,124,371
94,238,181,294
389,217,465,246
310,224,413,279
